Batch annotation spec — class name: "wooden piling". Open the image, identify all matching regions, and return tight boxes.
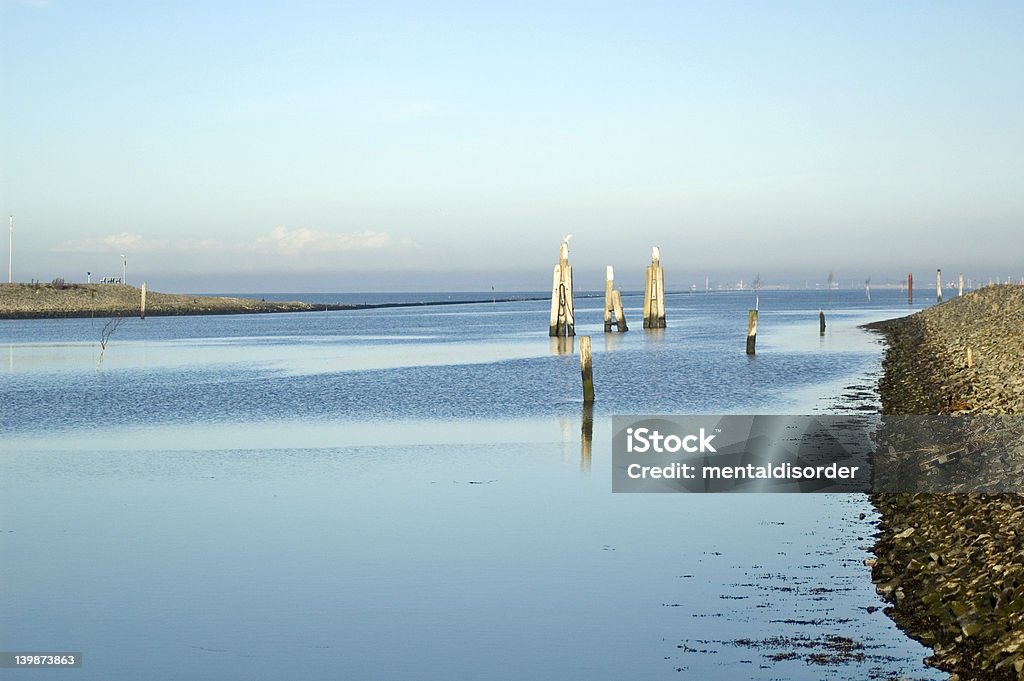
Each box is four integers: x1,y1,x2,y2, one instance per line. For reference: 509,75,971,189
958,273,964,297
819,309,826,335
611,290,628,332
603,265,628,332
746,310,758,355
643,246,666,329
908,273,913,304
936,268,943,303
140,281,147,319
549,238,575,336
604,266,614,332
580,335,595,404
967,346,973,369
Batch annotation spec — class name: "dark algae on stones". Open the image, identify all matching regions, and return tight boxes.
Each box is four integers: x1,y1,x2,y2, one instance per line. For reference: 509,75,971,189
868,285,1024,680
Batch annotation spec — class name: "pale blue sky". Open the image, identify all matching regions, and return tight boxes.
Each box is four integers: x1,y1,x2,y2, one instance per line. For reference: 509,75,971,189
2,1,1021,291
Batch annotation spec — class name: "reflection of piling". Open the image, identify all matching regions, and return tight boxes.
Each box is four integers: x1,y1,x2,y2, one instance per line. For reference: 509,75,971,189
908,273,913,304
746,310,758,355
140,281,147,319
819,309,826,336
936,268,943,303
581,403,593,472
550,336,574,356
580,335,595,404
603,266,628,332
643,247,666,329
549,239,575,336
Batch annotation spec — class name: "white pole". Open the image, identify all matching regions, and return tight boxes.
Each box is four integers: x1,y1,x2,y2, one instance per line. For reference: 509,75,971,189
8,215,12,284
121,254,126,285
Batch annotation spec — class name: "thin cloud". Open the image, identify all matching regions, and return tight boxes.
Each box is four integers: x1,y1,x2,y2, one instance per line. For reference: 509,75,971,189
56,232,157,252
251,227,413,258
56,228,416,259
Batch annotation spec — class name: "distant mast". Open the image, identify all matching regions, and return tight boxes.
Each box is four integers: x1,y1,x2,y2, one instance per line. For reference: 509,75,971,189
7,215,12,284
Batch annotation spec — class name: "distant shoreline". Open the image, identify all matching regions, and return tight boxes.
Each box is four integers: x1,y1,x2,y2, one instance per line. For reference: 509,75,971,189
0,282,562,319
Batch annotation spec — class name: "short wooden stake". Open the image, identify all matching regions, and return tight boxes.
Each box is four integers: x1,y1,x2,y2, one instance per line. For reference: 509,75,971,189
579,335,595,404
908,273,913,304
958,273,964,297
643,246,666,329
819,309,826,336
140,281,147,319
611,290,628,332
936,268,943,303
746,310,758,355
967,346,973,368
548,238,575,336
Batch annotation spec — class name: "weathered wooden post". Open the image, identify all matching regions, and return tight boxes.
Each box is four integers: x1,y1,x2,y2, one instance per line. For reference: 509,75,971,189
746,309,758,355
819,309,826,336
967,346,973,369
549,237,575,336
611,290,627,332
958,273,964,297
936,268,943,303
140,281,147,319
604,266,614,332
643,246,666,328
579,335,595,404
603,266,628,332
908,273,913,304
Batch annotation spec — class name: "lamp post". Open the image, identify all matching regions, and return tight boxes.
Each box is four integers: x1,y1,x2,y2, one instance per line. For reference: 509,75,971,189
121,254,127,285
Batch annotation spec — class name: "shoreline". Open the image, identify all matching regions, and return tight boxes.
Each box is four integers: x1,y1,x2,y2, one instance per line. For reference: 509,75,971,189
0,283,557,319
867,284,1024,680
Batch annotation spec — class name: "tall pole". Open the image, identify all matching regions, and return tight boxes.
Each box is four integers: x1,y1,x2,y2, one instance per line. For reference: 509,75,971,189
8,215,12,284
121,254,126,285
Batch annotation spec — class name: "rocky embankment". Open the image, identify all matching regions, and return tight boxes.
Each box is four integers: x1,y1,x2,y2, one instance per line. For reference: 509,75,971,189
867,285,1024,680
0,283,350,318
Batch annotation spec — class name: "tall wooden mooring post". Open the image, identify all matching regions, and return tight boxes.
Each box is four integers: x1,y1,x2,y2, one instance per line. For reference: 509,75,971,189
603,266,628,332
549,236,575,337
643,247,666,329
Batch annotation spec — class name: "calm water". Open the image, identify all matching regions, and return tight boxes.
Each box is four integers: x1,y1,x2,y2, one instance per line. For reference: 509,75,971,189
1,289,946,680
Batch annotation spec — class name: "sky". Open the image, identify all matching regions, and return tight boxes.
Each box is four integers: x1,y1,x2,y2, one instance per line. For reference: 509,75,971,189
1,0,1022,292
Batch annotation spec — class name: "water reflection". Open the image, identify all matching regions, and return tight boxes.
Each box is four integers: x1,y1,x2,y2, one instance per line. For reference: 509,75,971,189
643,327,665,344
580,403,594,472
602,332,623,353
550,336,574,356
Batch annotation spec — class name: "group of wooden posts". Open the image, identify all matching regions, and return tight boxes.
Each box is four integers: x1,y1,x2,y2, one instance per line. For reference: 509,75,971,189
548,239,666,405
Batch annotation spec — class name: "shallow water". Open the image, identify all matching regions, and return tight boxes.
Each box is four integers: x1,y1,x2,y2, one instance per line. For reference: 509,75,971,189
1,289,945,679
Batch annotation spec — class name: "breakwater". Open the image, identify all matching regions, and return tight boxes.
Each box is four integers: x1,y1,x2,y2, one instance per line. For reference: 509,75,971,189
868,285,1024,680
0,283,558,319
0,283,341,318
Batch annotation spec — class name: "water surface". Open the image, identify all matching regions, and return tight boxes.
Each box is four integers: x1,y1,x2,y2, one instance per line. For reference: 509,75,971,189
1,289,944,679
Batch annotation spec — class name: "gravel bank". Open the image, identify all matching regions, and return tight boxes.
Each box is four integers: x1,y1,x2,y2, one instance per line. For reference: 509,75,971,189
0,283,348,318
867,285,1024,680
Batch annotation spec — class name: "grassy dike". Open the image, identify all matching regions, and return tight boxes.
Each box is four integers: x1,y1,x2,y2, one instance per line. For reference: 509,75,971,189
867,285,1024,680
0,283,352,318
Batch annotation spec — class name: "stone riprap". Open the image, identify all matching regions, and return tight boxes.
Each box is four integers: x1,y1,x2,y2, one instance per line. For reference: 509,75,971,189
867,285,1024,680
